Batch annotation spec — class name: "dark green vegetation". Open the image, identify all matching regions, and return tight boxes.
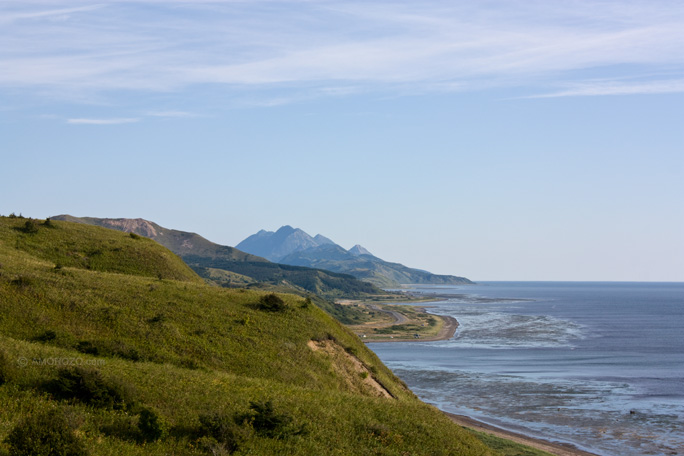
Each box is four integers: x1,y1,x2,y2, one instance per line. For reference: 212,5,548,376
5,408,88,456
51,215,385,300
0,216,529,455
237,225,474,287
469,430,555,456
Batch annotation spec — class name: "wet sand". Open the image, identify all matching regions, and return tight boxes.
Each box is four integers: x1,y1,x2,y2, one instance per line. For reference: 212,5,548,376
363,311,600,455
446,413,599,456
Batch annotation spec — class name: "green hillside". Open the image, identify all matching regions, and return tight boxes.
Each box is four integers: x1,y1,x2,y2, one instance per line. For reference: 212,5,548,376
0,216,531,455
52,215,265,263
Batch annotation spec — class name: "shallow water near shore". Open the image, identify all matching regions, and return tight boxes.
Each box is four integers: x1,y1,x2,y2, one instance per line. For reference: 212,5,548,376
368,282,684,456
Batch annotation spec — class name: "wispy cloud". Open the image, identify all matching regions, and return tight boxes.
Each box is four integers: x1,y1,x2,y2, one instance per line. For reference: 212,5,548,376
67,117,140,125
2,0,683,105
526,79,684,98
146,110,198,118
0,4,106,25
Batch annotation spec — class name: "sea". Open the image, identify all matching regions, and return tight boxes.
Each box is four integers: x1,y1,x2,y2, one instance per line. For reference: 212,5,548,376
367,282,684,456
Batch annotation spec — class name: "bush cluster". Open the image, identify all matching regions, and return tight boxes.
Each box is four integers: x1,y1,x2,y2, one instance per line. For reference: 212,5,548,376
138,407,166,442
198,412,248,454
239,400,306,439
21,219,39,234
5,408,88,456
257,294,287,312
197,401,305,454
44,367,134,410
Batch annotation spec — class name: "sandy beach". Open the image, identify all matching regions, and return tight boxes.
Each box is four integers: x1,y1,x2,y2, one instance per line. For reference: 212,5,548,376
361,313,460,343
446,413,599,456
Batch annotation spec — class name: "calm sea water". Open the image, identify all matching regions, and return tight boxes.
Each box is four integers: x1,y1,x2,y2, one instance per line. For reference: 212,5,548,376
368,282,684,456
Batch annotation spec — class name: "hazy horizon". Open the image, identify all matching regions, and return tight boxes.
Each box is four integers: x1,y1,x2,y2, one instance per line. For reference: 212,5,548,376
2,1,683,282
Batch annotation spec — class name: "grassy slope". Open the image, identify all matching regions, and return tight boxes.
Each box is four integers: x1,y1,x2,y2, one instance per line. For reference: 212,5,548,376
0,217,501,455
51,215,266,263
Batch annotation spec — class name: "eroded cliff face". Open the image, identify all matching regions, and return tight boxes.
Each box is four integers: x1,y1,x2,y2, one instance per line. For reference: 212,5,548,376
97,218,159,238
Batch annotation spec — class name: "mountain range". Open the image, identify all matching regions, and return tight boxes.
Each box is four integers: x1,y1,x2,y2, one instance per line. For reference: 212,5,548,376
51,215,382,304
237,226,473,287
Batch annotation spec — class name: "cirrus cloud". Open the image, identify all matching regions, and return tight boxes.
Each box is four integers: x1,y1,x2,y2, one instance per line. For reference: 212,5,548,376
2,0,683,106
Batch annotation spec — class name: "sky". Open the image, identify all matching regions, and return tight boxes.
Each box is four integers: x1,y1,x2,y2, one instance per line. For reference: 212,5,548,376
2,0,683,281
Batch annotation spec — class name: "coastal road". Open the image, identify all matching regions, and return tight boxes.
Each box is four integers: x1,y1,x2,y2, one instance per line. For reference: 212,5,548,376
367,304,409,326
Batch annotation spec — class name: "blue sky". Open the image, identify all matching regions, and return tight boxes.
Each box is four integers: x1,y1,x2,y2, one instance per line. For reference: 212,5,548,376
2,0,683,281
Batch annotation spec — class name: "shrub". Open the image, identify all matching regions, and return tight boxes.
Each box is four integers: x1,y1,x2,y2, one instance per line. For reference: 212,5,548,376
75,341,99,355
22,219,39,234
5,408,88,456
147,313,166,324
138,407,166,442
33,330,57,343
44,367,133,410
0,350,10,385
257,294,287,312
198,412,248,454
239,401,306,439
129,232,141,240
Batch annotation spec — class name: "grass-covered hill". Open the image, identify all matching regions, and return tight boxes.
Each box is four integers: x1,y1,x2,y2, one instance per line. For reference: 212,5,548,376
51,215,383,300
0,216,511,455
51,215,265,263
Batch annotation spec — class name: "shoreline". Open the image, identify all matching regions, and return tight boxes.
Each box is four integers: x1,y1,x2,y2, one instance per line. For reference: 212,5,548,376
363,308,600,455
445,412,600,456
362,314,459,343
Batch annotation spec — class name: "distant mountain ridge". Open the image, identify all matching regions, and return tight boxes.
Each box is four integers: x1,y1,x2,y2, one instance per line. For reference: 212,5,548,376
237,226,473,287
237,225,343,261
51,215,383,300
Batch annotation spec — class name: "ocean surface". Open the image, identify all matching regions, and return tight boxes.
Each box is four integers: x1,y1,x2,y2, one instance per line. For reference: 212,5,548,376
367,282,684,456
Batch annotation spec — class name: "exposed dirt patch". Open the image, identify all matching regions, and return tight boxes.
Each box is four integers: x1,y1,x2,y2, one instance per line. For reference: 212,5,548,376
307,340,393,399
101,218,158,238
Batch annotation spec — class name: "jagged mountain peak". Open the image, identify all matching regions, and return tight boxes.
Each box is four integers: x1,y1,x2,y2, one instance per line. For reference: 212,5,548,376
314,234,336,246
237,226,472,287
237,225,321,261
348,244,373,257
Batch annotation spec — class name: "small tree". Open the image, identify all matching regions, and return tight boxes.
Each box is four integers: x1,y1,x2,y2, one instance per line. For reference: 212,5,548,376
138,407,165,442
